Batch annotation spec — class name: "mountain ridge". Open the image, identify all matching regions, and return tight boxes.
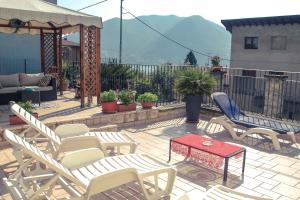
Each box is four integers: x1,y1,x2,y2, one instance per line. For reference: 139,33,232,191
102,15,231,65
67,15,231,65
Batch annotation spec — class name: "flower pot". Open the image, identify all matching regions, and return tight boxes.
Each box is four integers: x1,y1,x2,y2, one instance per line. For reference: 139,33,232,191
9,113,39,125
117,103,137,112
61,80,69,91
101,101,117,114
185,95,202,123
141,102,155,109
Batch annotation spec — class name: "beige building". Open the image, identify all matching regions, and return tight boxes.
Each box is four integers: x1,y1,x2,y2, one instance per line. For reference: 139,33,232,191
222,15,300,72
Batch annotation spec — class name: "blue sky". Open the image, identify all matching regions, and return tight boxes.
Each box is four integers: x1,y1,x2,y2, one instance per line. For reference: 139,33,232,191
58,0,300,25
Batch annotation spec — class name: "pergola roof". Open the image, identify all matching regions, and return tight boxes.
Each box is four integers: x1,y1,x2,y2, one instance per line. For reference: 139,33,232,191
0,0,102,34
221,15,300,33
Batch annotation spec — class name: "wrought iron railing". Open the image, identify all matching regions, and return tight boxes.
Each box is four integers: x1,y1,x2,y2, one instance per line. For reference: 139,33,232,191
101,63,300,124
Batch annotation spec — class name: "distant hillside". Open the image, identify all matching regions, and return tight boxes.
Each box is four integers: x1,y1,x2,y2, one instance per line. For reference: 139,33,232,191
69,15,231,65
102,15,231,65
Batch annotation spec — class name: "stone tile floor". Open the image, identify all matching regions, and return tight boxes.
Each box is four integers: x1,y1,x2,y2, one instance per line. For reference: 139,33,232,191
0,118,300,200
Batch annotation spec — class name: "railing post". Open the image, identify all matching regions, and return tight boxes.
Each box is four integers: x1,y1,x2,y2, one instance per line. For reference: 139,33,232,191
263,74,288,118
24,59,27,73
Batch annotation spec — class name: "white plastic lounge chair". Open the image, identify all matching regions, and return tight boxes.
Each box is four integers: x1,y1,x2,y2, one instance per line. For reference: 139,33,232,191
204,92,299,150
4,129,177,200
10,102,137,157
177,185,272,200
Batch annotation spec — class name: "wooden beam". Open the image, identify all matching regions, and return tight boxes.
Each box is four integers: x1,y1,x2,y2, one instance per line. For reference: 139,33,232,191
79,25,85,108
40,29,45,73
47,22,56,29
58,28,63,96
96,27,101,105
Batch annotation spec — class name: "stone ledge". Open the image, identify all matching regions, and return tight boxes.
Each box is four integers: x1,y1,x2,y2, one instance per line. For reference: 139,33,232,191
0,106,186,144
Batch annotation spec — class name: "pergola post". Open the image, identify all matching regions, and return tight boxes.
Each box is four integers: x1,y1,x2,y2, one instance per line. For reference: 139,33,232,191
58,28,63,96
40,28,63,96
79,25,101,108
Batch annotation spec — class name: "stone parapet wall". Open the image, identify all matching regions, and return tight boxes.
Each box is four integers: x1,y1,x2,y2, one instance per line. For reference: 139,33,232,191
0,105,186,146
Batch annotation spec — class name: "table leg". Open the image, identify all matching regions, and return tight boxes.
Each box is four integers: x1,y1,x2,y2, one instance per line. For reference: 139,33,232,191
242,150,246,176
223,157,229,183
167,141,172,163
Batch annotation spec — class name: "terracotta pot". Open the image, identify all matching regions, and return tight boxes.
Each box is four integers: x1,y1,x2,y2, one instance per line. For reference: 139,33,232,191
9,113,39,125
61,80,69,91
101,101,118,114
141,102,156,109
117,103,137,112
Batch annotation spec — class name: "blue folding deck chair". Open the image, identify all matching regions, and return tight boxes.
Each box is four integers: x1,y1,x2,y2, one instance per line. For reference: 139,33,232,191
204,92,300,150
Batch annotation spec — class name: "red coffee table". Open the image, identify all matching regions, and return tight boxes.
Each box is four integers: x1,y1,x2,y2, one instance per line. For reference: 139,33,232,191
168,134,246,183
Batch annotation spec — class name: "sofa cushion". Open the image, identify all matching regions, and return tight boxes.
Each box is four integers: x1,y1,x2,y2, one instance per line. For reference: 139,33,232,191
0,74,20,87
20,73,44,86
38,75,52,87
0,87,23,94
0,82,2,89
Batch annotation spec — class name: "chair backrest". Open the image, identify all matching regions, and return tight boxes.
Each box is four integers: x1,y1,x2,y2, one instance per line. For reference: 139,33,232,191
10,102,61,145
211,92,241,119
4,129,83,187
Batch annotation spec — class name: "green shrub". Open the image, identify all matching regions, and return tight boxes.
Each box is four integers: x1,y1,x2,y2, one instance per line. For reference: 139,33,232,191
119,90,135,105
100,90,117,102
137,92,158,103
18,101,33,113
175,68,216,97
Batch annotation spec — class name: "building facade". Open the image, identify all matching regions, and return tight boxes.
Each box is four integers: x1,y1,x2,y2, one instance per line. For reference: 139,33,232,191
0,0,57,75
222,15,300,72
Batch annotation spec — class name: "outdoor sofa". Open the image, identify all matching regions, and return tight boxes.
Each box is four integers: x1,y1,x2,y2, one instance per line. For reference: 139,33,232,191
0,73,57,105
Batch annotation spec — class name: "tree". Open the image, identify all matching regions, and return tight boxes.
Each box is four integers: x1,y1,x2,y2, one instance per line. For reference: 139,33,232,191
184,51,197,66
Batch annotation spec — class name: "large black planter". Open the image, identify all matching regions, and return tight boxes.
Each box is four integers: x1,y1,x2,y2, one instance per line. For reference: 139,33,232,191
185,95,202,123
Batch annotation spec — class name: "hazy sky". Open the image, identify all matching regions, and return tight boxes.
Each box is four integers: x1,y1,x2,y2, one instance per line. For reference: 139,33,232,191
58,0,300,25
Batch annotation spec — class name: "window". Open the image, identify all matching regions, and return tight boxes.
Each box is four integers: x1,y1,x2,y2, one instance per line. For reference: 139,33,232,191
271,36,287,50
244,37,258,49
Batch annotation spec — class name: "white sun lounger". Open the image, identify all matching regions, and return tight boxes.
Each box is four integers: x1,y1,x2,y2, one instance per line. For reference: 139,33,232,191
178,185,272,200
10,102,137,157
4,129,177,200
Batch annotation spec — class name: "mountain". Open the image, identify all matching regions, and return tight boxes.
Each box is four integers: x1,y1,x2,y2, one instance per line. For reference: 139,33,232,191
69,15,231,65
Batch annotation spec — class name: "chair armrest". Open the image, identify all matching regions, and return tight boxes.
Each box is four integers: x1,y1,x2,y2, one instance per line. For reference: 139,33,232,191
50,77,57,90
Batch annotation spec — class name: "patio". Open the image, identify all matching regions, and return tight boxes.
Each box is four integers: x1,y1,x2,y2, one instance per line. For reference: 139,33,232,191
0,112,300,200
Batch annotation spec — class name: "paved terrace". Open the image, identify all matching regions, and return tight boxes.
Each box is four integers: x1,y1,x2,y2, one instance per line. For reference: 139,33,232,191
0,116,300,200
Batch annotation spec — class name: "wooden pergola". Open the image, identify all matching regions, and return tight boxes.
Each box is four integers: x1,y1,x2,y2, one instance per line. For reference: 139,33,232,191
0,0,102,107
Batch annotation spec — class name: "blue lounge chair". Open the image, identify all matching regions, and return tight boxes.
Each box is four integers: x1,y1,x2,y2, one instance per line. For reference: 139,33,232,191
204,92,300,150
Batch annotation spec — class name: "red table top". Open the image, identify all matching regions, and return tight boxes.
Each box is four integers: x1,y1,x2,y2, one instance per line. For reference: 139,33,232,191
171,134,243,157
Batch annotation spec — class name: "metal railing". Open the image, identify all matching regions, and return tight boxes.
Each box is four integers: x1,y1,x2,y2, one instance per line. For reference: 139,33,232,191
101,63,300,124
1,57,299,123
0,58,41,75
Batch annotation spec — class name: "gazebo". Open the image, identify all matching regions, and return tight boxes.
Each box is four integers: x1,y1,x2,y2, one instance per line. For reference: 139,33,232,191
0,0,102,107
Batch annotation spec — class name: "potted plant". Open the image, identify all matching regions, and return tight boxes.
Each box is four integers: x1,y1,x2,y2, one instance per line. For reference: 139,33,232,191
175,68,216,123
101,90,117,114
137,92,158,109
117,90,137,112
211,55,223,72
9,101,38,125
61,64,69,91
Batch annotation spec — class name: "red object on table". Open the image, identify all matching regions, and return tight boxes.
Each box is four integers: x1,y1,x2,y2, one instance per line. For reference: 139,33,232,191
172,134,242,157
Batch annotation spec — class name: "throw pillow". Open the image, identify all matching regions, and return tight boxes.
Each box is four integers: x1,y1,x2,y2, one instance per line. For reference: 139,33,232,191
38,75,52,87
20,73,44,86
0,82,3,89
